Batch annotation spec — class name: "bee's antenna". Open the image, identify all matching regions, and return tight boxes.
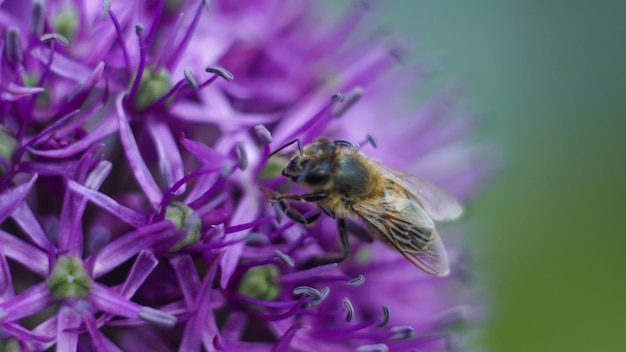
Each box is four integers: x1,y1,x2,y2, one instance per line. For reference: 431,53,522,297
358,134,377,149
268,138,302,158
333,140,359,151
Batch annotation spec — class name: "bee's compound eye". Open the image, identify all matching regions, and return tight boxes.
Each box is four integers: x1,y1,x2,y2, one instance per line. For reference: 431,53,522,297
304,169,329,184
288,158,302,172
303,160,331,185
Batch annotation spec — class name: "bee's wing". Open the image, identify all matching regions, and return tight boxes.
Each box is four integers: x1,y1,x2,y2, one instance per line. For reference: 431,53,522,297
352,188,450,276
372,161,463,222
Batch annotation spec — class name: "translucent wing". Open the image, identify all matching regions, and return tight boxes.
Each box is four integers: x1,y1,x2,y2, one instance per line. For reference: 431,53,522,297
352,184,450,276
371,161,463,221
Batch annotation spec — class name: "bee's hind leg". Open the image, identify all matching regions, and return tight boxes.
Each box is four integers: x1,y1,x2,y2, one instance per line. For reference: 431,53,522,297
344,218,373,243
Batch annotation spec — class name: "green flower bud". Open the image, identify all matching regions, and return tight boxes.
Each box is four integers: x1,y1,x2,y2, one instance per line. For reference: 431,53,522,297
52,10,79,41
46,256,93,299
165,202,201,252
134,68,172,110
0,126,18,175
23,74,50,107
238,264,281,301
259,156,288,180
0,338,20,352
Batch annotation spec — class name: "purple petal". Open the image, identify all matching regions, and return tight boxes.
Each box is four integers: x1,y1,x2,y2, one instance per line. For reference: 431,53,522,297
18,160,77,175
170,254,201,309
67,180,147,228
66,62,106,106
1,322,54,343
119,250,159,299
90,220,176,278
115,93,163,209
170,98,276,126
179,252,222,351
0,248,13,299
1,82,45,101
0,174,37,223
89,283,176,327
0,229,48,276
31,317,58,351
32,47,99,82
58,184,84,256
10,202,52,249
271,322,309,352
179,134,230,167
146,118,185,195
84,160,112,190
84,314,124,352
221,311,247,342
56,304,81,352
27,114,118,158
96,250,160,326
270,93,343,147
0,283,54,321
219,192,260,288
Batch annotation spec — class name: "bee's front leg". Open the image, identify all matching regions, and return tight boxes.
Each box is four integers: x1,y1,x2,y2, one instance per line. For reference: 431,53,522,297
269,192,327,205
268,192,326,225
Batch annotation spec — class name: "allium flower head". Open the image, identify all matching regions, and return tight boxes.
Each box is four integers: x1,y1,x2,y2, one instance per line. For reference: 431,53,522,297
0,0,491,351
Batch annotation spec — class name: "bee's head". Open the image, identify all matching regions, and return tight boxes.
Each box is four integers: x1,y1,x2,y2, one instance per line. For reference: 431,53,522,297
282,138,335,186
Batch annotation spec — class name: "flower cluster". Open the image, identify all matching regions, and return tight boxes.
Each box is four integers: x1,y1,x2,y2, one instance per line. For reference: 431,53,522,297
0,0,490,351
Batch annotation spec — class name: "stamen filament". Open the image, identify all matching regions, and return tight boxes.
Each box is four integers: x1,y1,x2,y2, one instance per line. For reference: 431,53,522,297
128,25,146,105
166,1,206,69
106,10,131,81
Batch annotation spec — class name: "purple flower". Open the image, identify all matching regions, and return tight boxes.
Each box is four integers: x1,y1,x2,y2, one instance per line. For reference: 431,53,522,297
0,0,491,351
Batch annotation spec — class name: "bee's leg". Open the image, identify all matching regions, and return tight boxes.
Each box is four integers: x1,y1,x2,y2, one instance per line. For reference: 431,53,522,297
273,198,321,225
344,218,373,243
300,218,352,269
270,192,327,205
336,218,351,262
319,204,336,219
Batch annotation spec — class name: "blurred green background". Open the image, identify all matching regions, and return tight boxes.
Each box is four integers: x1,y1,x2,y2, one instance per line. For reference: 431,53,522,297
329,1,626,351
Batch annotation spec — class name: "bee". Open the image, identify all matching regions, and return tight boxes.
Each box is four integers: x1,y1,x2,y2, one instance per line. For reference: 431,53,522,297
268,137,463,276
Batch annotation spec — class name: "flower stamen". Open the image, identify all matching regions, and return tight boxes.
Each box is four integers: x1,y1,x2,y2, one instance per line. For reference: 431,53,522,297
235,142,247,170
254,125,273,145
388,326,415,341
128,25,148,107
377,305,390,328
103,5,131,81
184,67,198,89
40,33,70,47
166,0,208,70
6,27,24,65
138,306,177,327
342,298,354,322
356,343,389,352
30,0,46,37
348,274,366,287
273,249,295,267
205,66,235,82
331,87,363,117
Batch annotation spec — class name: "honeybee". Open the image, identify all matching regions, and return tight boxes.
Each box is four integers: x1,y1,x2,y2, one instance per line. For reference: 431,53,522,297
268,137,463,276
